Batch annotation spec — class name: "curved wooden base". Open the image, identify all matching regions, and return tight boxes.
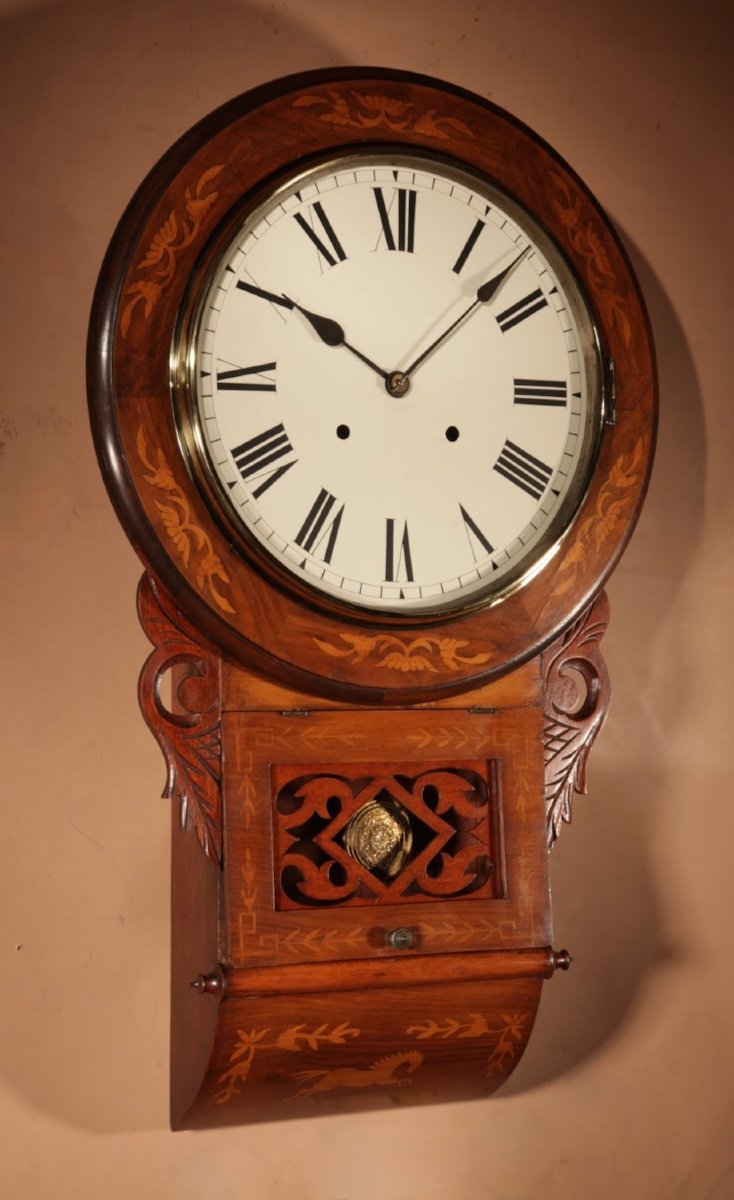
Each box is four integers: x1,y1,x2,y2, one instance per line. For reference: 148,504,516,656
179,980,545,1128
174,960,551,1128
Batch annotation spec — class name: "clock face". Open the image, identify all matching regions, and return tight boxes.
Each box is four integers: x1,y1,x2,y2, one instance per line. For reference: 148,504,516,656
177,151,602,614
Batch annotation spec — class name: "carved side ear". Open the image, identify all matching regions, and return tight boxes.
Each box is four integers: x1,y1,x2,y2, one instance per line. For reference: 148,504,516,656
543,591,611,847
137,573,222,863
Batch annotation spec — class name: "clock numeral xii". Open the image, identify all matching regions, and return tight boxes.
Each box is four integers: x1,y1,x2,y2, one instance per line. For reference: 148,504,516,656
374,187,416,252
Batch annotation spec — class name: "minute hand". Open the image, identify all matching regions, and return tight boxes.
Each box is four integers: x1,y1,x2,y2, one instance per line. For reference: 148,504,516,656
403,246,531,377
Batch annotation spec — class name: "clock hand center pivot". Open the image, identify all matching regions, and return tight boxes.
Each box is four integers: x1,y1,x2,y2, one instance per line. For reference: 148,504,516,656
385,370,410,397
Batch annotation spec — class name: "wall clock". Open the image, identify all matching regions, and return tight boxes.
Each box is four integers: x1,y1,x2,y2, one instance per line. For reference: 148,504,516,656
88,67,655,1127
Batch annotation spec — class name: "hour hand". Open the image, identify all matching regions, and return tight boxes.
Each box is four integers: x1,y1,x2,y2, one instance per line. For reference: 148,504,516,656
284,296,388,382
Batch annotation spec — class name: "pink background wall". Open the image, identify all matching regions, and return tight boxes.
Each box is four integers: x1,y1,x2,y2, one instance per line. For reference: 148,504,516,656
2,1,733,1196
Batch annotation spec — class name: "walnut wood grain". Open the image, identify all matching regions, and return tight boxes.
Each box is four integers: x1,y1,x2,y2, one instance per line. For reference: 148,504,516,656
213,946,569,997
170,804,221,1128
221,652,543,712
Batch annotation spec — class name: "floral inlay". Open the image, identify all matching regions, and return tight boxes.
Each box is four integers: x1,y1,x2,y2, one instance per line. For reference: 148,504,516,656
136,427,235,614
553,439,645,596
294,91,473,140
314,632,490,674
546,170,632,349
121,165,224,336
214,1021,360,1104
407,1011,529,1076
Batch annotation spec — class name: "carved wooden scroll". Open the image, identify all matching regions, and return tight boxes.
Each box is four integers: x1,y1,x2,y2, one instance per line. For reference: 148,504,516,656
137,574,222,863
542,592,610,847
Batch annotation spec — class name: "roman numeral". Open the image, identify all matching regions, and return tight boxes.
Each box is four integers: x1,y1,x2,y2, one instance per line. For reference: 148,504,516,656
293,201,347,267
496,288,548,332
373,188,417,252
513,378,567,406
216,362,276,392
294,488,345,563
452,218,485,273
385,519,414,582
231,423,297,499
235,280,294,309
493,440,553,501
459,504,494,559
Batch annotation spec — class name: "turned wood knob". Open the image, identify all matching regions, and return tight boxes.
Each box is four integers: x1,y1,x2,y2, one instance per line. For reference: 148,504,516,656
386,927,415,950
191,966,226,996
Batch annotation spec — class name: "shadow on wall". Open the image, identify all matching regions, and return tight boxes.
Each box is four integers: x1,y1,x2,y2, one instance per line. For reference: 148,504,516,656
506,237,705,1093
0,0,705,1130
0,0,341,1136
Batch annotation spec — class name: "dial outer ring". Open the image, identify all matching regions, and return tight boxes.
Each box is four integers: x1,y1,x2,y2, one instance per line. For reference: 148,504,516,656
88,67,656,702
175,148,604,619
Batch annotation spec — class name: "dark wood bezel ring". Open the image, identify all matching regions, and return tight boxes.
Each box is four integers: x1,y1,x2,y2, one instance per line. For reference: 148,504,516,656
87,67,656,703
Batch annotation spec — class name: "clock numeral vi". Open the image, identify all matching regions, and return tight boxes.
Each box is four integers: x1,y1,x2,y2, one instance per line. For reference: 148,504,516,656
373,187,417,252
493,439,553,501
294,201,347,268
231,423,297,499
385,518,414,582
295,489,345,564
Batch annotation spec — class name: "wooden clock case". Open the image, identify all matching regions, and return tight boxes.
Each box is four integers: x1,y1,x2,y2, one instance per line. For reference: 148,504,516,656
87,68,656,1128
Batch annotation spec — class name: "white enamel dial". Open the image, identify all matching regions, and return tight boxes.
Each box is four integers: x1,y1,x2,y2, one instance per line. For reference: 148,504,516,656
183,152,602,613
